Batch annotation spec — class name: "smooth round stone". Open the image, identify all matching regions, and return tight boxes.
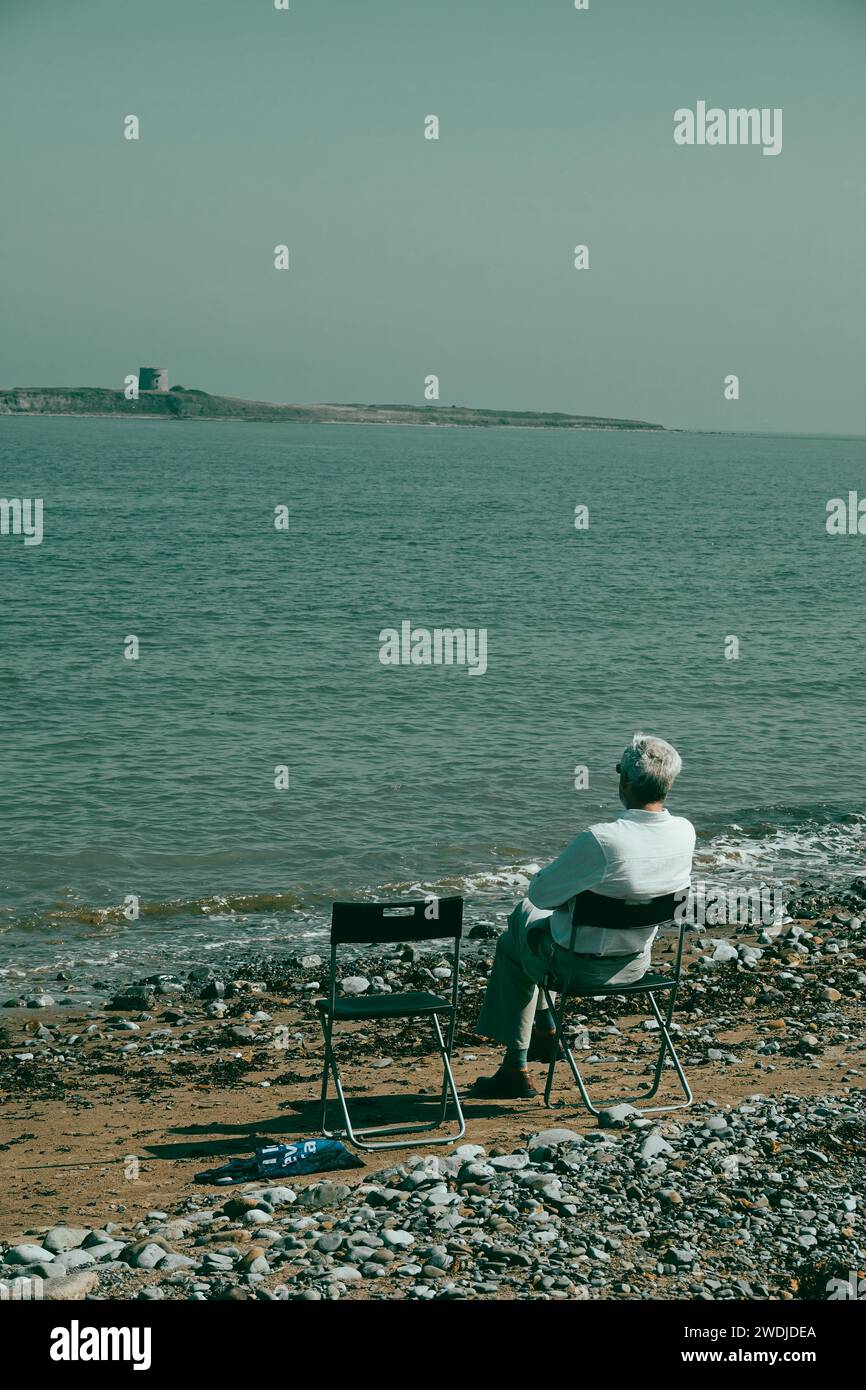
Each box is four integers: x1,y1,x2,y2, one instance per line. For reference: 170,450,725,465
341,977,370,996
529,1128,581,1148
599,1104,639,1128
346,1232,383,1249
44,1227,90,1254
458,1161,496,1182
159,1253,196,1271
424,1185,458,1206
489,1154,529,1171
382,1230,414,1248
53,1249,97,1271
640,1134,674,1160
452,1143,486,1160
6,1244,53,1265
82,1241,126,1262
326,1265,362,1282
134,1244,168,1270
242,1210,273,1226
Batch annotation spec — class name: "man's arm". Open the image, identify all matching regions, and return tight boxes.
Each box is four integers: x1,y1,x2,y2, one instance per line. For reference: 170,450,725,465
527,830,607,910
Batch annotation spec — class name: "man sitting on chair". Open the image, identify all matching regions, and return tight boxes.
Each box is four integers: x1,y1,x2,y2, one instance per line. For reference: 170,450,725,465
474,733,695,1099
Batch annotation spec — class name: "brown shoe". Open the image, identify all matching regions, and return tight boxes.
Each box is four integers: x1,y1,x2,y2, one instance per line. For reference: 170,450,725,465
527,1030,563,1064
472,1066,537,1099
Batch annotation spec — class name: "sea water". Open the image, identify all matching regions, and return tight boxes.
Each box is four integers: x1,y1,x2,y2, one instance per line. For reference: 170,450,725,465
1,416,864,987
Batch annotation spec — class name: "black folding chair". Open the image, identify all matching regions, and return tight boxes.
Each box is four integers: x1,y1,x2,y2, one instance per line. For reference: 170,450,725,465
317,896,466,1152
540,890,693,1117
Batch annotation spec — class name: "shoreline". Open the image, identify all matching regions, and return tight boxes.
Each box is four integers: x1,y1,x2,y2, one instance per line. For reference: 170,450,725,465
2,879,864,1302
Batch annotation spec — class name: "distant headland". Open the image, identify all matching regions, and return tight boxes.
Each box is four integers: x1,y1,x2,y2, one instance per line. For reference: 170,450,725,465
0,379,664,431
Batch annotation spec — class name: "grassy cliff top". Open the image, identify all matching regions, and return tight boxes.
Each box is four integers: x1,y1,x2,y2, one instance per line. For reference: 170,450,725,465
0,386,664,430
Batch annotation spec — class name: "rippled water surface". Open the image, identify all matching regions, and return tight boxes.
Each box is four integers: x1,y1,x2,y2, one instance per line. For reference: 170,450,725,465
1,417,864,985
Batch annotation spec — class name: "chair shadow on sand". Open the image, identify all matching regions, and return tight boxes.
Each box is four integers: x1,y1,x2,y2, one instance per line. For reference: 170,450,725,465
143,1090,518,1164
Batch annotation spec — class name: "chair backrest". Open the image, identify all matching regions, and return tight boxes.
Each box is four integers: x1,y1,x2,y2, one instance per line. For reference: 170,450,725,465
330,896,463,945
567,890,687,981
570,889,680,929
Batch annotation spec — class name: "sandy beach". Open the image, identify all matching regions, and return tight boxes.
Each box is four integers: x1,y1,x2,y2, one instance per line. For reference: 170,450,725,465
2,883,864,1302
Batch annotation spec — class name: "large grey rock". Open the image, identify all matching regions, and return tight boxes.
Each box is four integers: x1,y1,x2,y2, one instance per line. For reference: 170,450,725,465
53,1249,97,1271
44,1226,90,1254
132,1243,168,1270
157,1252,196,1271
6,1244,52,1265
42,1271,99,1300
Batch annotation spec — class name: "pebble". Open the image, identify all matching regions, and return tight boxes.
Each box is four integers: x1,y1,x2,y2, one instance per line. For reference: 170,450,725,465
43,1226,89,1253
453,1143,486,1160
711,941,739,963
640,1133,674,1161
528,1128,581,1148
132,1243,168,1270
340,977,370,995
3,903,865,1304
7,1243,53,1264
382,1230,414,1248
598,1104,638,1128
42,1271,99,1301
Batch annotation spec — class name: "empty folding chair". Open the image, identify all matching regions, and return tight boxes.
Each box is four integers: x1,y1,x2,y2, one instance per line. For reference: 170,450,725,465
540,889,693,1117
317,896,466,1151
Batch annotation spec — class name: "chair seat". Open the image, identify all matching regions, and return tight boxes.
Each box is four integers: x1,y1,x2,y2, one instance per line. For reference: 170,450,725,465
585,971,675,995
316,990,452,1020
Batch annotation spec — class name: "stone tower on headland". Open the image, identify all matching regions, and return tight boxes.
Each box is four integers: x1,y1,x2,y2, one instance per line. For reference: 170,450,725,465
139,367,169,393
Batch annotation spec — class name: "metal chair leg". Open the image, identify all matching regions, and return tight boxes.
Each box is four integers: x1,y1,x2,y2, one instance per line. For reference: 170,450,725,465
319,1019,334,1133
318,1011,466,1152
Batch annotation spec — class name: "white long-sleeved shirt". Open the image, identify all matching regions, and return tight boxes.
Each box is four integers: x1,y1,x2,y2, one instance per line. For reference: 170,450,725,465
528,808,695,956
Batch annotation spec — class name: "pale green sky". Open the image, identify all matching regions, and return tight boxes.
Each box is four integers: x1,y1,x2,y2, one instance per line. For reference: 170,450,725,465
1,0,864,433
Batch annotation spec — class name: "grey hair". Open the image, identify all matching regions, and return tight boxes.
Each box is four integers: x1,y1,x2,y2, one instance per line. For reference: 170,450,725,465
620,732,682,803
